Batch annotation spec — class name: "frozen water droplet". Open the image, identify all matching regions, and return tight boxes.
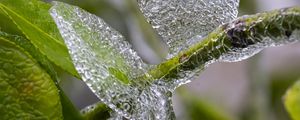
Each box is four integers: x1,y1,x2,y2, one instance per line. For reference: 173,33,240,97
137,0,240,59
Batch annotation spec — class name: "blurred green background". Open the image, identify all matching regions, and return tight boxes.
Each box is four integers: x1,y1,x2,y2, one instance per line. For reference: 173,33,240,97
39,0,300,119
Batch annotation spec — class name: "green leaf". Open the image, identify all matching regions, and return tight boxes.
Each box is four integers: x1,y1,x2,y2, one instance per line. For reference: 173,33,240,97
0,31,83,120
0,0,79,78
0,9,23,36
284,80,300,120
0,31,59,81
0,35,63,119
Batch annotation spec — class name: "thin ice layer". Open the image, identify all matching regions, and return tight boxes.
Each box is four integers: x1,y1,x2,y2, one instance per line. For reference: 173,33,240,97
50,2,174,119
137,0,240,58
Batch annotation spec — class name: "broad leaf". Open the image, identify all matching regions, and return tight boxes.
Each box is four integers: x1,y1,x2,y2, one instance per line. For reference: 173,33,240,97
285,80,300,120
0,34,62,119
0,0,79,78
0,31,83,120
0,31,59,81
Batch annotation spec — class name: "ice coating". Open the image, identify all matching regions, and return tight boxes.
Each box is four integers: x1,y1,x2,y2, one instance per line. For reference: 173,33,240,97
162,30,300,93
137,0,240,58
218,30,300,64
50,2,174,119
50,1,300,119
219,12,300,62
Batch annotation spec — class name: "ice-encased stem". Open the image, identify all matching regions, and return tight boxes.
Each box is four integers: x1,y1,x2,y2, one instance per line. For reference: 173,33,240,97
83,7,300,119
148,7,300,81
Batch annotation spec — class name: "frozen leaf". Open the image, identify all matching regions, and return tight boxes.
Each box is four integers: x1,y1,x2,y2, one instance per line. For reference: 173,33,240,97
137,0,240,58
50,2,174,119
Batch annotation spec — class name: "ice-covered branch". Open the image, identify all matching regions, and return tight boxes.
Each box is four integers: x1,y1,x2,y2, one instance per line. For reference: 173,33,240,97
146,7,300,82
84,7,300,119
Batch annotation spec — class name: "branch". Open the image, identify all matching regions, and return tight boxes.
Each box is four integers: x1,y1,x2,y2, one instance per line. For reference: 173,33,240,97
146,7,300,82
84,6,300,119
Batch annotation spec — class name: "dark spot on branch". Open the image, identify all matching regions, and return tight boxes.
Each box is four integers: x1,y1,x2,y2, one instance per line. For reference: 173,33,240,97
285,30,292,37
226,20,256,48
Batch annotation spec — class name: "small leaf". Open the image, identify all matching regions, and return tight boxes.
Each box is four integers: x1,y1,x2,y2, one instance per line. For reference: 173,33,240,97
284,80,300,120
0,35,62,119
0,0,79,78
137,0,240,58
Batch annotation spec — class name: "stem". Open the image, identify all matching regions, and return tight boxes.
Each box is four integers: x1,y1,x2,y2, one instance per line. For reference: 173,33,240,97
146,7,300,81
85,7,300,119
